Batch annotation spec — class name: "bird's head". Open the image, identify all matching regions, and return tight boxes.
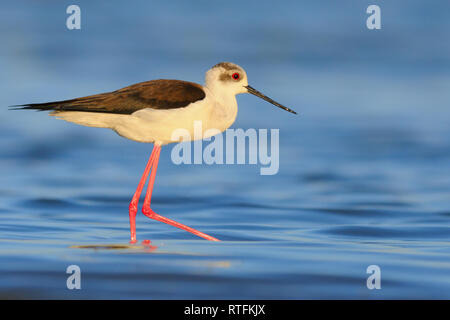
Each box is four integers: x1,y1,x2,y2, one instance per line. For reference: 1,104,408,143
205,62,297,115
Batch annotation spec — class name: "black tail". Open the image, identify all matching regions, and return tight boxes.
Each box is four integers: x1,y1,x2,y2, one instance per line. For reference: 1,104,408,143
9,98,82,111
9,93,111,113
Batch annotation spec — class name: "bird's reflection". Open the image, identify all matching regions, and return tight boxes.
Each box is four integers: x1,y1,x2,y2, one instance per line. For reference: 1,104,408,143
71,241,232,270
70,240,158,252
140,239,158,252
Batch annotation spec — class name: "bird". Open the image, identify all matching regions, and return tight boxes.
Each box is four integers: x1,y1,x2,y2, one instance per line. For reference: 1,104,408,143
12,62,297,243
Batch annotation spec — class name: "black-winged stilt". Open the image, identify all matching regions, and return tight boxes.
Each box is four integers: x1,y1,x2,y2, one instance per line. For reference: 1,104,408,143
12,62,296,243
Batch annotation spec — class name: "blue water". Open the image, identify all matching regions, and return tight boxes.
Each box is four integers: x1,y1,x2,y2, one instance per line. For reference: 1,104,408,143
1,1,450,299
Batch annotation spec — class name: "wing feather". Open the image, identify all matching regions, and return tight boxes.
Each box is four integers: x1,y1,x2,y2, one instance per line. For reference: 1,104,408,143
13,80,206,114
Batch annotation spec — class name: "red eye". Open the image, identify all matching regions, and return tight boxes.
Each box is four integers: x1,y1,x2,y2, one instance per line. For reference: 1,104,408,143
232,73,240,80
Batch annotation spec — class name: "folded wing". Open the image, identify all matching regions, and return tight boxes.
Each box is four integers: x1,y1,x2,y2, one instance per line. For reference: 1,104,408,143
13,79,206,114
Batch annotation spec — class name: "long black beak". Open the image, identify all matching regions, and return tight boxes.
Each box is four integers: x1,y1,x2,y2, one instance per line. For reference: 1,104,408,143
245,85,297,115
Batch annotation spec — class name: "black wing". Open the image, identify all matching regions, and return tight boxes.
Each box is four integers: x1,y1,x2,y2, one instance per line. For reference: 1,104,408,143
12,79,206,114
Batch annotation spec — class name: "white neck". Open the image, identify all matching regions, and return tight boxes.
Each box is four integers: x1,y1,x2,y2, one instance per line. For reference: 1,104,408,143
204,86,238,132
203,68,241,131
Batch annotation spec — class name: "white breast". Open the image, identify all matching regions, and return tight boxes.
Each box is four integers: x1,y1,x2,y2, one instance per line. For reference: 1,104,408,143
119,87,236,144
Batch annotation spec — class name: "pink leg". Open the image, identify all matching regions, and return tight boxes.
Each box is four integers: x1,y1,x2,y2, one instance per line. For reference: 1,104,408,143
142,145,161,209
128,146,158,243
141,145,220,241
